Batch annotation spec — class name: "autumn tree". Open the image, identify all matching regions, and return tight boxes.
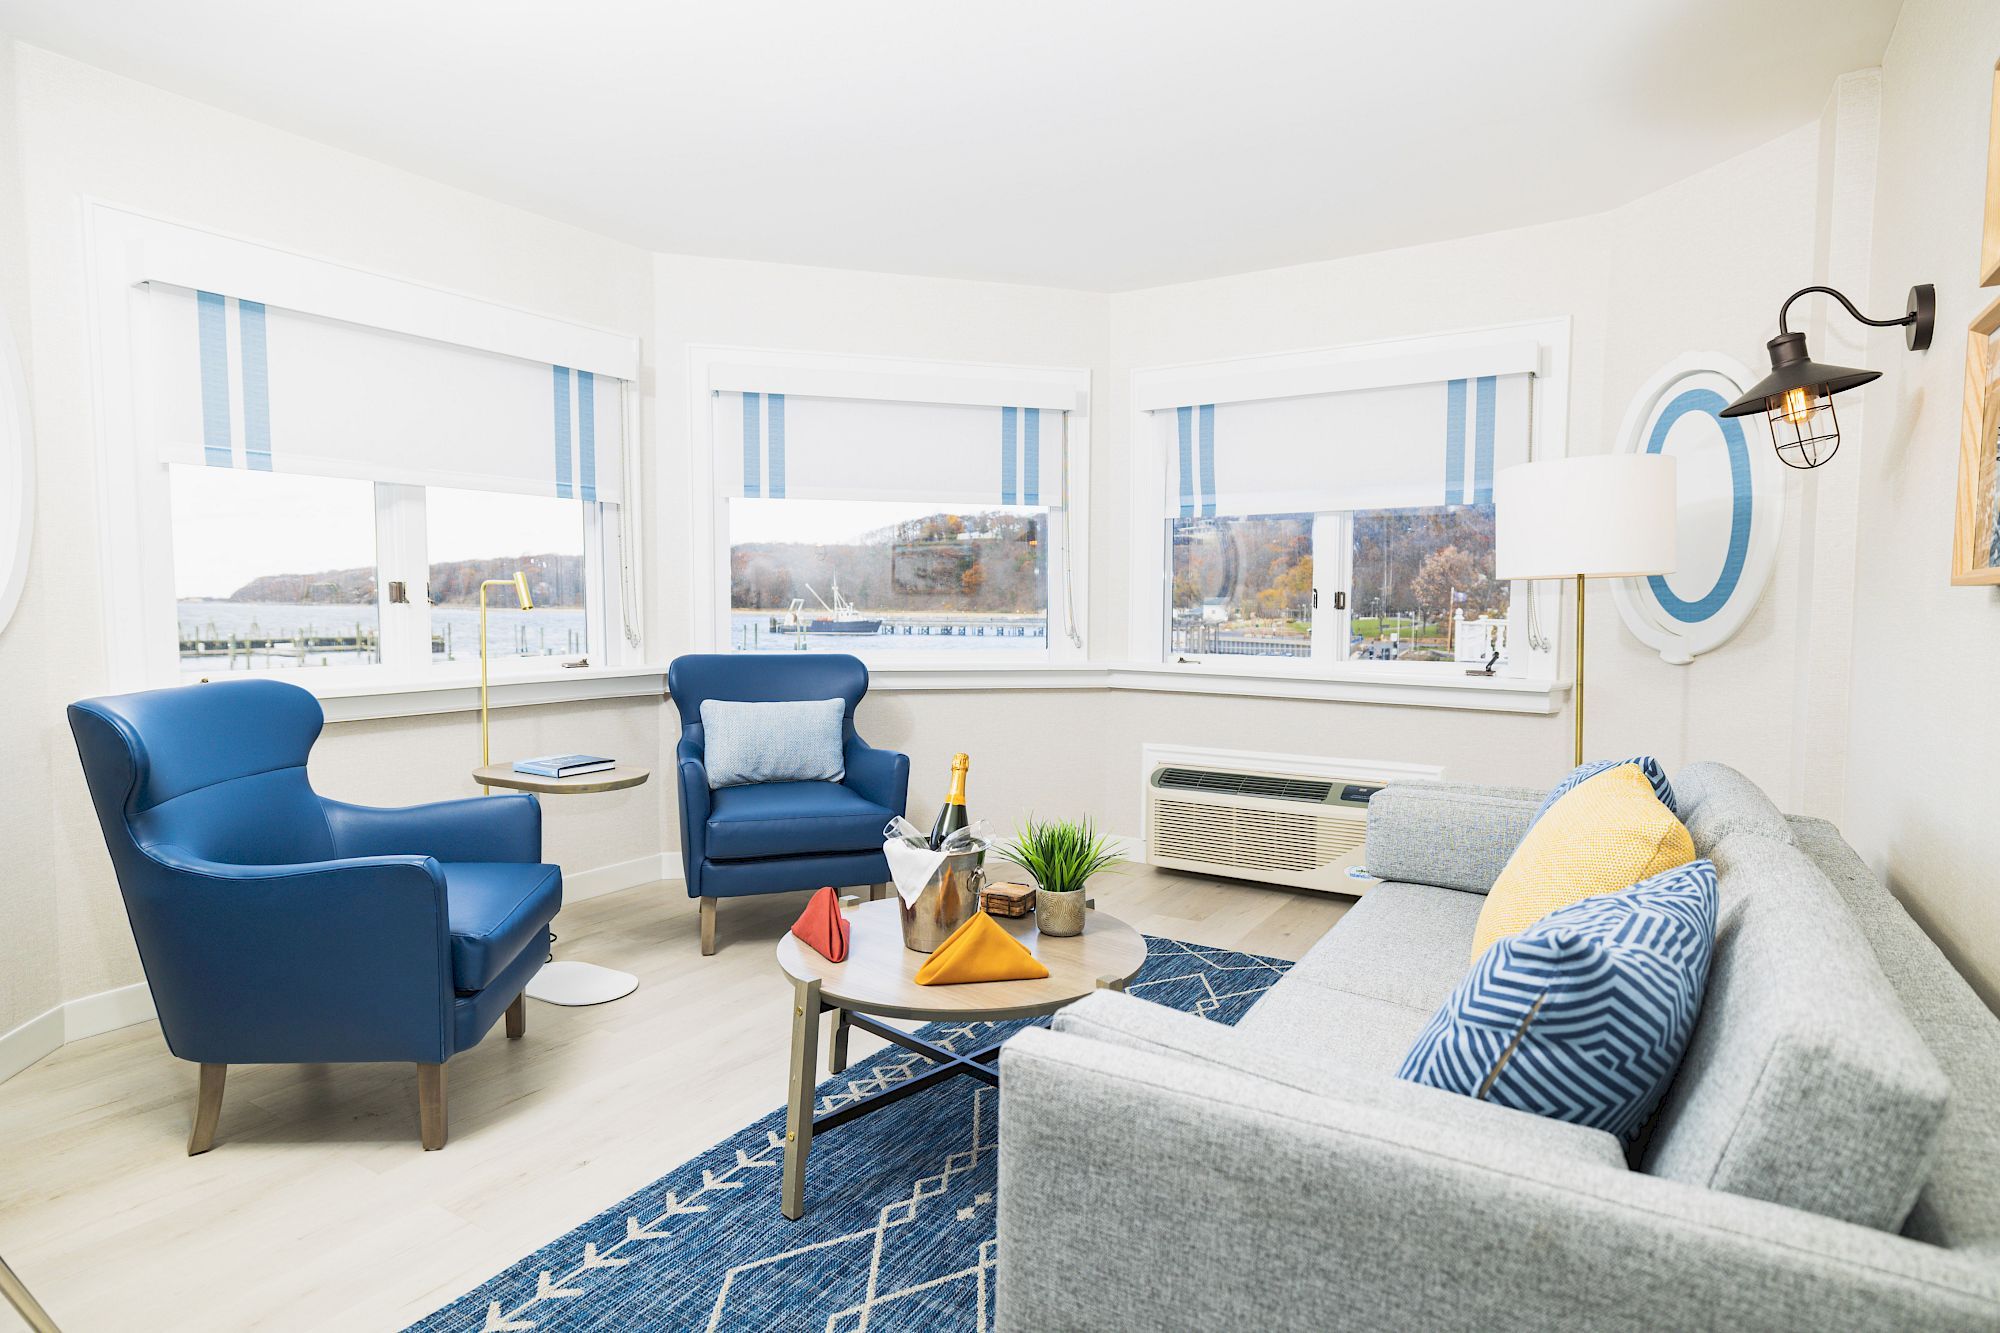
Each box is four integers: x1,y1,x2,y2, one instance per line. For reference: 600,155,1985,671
1411,544,1479,626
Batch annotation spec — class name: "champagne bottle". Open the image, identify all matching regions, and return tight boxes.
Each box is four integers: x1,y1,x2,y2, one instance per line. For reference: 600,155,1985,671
928,753,971,850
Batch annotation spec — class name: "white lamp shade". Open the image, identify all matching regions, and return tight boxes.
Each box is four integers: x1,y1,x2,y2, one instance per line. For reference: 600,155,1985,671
1494,455,1677,580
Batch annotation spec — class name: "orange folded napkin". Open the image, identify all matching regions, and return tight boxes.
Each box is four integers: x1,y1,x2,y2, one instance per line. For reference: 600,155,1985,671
914,911,1050,985
790,886,850,962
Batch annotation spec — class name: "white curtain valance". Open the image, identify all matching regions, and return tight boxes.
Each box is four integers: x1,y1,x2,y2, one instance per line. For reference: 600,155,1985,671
1157,372,1531,517
143,284,626,502
716,391,1063,507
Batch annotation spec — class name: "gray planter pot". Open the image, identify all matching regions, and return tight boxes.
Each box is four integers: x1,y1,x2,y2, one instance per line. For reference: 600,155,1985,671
1035,886,1086,937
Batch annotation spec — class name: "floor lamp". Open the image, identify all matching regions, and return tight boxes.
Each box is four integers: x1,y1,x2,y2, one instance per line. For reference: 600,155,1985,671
1495,455,1677,767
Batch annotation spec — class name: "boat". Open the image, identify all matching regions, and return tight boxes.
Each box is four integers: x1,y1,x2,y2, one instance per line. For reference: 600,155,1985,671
802,578,883,634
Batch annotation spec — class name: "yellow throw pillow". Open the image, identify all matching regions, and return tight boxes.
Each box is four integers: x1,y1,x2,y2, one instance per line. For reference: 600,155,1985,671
1470,763,1695,960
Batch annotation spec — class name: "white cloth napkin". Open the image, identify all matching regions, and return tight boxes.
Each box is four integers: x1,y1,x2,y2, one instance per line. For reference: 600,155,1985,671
883,838,947,907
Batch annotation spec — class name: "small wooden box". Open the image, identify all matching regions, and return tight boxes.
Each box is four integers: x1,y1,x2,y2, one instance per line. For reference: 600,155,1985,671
981,881,1036,918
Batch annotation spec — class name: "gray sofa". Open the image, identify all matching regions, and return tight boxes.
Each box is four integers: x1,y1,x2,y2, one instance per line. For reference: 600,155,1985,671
995,763,2000,1330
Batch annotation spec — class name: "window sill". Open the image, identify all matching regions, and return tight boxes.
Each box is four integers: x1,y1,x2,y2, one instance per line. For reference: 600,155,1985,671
864,660,1569,714
306,663,668,724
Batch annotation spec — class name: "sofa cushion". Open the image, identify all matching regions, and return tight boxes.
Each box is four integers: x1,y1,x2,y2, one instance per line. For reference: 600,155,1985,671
1286,880,1484,1011
1363,782,1543,895
1238,982,1437,1076
1673,761,1796,853
1401,859,1718,1140
1534,755,1678,822
1640,832,1950,1232
699,697,847,789
705,780,894,860
441,861,563,992
1471,764,1694,959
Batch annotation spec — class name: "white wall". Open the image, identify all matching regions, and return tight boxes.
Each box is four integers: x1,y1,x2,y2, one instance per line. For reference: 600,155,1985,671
0,43,664,1040
645,109,1868,856
1844,0,2000,1008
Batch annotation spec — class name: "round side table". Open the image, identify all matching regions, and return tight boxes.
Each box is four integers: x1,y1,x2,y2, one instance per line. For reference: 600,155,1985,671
474,764,652,1006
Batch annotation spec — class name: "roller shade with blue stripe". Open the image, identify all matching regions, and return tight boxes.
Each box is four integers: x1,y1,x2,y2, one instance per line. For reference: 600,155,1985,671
1157,373,1530,517
143,283,626,502
718,391,1062,506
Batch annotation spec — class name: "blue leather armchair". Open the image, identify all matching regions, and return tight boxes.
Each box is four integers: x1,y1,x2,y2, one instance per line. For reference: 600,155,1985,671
669,654,910,955
67,678,561,1153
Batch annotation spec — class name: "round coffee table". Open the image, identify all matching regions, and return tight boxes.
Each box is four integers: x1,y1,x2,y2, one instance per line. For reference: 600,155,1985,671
773,898,1146,1219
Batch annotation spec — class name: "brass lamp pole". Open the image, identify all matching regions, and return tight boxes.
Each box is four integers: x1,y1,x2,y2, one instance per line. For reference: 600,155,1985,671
478,573,533,790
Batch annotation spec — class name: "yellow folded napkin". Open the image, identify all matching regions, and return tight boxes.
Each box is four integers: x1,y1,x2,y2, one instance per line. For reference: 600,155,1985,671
913,911,1051,985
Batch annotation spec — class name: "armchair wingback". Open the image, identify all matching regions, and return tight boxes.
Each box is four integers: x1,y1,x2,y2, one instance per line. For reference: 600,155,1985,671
668,654,909,954
68,678,562,1152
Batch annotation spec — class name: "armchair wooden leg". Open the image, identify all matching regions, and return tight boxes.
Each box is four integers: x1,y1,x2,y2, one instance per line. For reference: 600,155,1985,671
700,895,717,956
869,882,888,902
187,1063,226,1156
505,992,527,1039
417,1062,448,1150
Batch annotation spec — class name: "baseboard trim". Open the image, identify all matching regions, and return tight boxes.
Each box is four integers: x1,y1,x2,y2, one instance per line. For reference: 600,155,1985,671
563,852,674,904
0,980,155,1085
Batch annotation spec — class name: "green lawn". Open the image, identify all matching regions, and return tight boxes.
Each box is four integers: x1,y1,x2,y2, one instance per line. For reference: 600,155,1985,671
1351,616,1442,639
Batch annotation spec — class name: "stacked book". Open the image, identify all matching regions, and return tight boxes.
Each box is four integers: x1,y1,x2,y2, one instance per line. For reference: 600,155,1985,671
513,754,616,779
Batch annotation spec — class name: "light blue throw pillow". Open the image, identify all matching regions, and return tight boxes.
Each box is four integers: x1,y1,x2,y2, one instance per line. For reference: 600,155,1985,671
1534,755,1677,823
699,698,847,790
1399,858,1718,1140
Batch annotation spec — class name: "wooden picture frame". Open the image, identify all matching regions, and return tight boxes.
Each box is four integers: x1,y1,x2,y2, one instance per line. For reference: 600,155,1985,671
1985,59,2000,288
1952,294,2000,584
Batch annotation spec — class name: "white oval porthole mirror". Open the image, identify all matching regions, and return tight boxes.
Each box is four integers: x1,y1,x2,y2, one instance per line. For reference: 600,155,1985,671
0,311,30,634
1609,353,1785,665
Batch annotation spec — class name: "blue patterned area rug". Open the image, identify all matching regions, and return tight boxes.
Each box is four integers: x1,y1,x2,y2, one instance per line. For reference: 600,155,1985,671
409,935,1289,1333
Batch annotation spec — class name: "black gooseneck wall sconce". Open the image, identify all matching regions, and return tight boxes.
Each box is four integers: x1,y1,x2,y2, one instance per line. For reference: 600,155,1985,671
1720,283,1936,470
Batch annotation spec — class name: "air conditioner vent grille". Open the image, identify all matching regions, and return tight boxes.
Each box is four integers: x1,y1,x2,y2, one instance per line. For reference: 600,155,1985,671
1155,766,1333,803
1149,797,1365,875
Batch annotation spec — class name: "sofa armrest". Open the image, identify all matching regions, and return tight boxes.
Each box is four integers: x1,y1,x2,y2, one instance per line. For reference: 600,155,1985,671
322,792,541,863
1364,781,1544,894
675,736,712,889
842,735,909,816
136,845,453,1065
1052,991,1624,1167
997,1029,2000,1332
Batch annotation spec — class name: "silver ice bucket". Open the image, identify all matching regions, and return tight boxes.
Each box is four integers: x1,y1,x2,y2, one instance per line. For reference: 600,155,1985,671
898,843,986,953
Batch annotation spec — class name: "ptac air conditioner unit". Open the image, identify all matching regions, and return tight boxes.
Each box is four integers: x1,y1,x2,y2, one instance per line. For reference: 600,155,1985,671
1145,762,1382,894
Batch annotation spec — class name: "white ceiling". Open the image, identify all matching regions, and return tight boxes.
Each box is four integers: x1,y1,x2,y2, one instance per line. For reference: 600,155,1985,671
0,0,1905,291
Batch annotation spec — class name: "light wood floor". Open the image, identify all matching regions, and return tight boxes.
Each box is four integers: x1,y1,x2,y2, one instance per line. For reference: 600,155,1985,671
0,867,1349,1332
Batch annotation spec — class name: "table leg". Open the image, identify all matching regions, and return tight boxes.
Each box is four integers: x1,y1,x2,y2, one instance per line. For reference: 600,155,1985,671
1096,973,1128,992
829,1007,851,1074
781,977,823,1221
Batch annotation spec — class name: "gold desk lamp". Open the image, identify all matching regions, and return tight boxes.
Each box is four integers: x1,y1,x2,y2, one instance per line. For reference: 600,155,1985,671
478,573,533,790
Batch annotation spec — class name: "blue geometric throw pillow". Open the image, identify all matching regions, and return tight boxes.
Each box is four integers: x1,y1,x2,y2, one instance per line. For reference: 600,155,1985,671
1398,858,1718,1139
1534,755,1677,823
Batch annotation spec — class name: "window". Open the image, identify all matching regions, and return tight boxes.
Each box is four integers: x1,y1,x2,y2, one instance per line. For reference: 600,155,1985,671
701,362,1088,664
1169,513,1313,659
171,467,379,676
1138,325,1561,682
1349,504,1505,666
426,487,589,667
169,470,613,680
120,249,638,689
729,498,1049,654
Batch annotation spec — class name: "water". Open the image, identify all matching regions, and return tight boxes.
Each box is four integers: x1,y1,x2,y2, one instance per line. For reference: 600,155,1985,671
177,600,587,674
727,612,1048,655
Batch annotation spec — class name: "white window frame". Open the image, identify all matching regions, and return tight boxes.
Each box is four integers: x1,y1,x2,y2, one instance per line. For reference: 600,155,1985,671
1129,318,1570,691
83,202,655,709
685,345,1091,668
